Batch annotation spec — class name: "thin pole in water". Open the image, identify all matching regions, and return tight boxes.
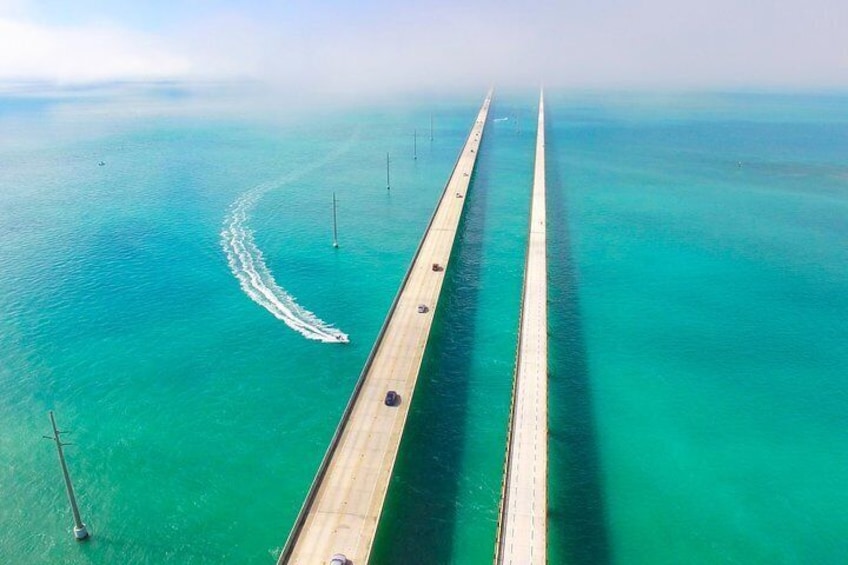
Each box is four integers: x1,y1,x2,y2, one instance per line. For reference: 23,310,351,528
386,152,391,190
413,129,417,160
43,411,89,541
332,192,339,248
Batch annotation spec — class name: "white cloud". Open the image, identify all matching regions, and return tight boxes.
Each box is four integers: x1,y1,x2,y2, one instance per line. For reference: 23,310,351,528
0,0,28,17
0,17,190,82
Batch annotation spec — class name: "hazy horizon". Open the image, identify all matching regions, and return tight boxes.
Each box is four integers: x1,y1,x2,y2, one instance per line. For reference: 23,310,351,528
1,0,846,100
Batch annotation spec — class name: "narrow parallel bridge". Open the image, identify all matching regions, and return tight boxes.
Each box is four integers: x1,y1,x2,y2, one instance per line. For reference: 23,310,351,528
494,89,548,564
278,90,493,565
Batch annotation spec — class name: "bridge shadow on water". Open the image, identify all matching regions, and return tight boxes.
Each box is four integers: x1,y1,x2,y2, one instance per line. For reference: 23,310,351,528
546,108,613,565
371,142,491,564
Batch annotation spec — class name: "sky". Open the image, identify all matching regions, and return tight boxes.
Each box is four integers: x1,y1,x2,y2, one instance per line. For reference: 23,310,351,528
0,0,846,96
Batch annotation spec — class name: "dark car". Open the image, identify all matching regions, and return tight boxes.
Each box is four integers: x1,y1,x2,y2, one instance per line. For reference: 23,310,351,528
385,390,399,406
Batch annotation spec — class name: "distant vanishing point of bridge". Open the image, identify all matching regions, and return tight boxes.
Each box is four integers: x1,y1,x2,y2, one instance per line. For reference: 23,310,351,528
277,89,549,564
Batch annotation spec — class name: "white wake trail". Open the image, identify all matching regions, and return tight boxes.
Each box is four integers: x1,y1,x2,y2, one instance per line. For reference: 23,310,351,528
221,171,350,344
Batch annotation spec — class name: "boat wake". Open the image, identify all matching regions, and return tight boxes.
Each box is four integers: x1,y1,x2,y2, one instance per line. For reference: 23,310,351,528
221,177,350,345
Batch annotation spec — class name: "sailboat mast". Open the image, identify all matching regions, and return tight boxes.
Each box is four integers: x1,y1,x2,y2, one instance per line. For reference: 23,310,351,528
413,129,417,160
386,152,390,190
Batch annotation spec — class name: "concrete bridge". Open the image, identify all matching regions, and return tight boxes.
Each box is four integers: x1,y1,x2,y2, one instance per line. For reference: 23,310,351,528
494,89,548,564
278,90,493,565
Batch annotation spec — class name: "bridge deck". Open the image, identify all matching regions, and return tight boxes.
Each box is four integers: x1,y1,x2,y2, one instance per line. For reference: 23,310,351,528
495,89,548,564
279,91,493,565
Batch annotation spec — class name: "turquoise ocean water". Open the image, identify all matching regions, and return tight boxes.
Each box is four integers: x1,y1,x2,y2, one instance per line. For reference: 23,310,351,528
1,86,846,564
